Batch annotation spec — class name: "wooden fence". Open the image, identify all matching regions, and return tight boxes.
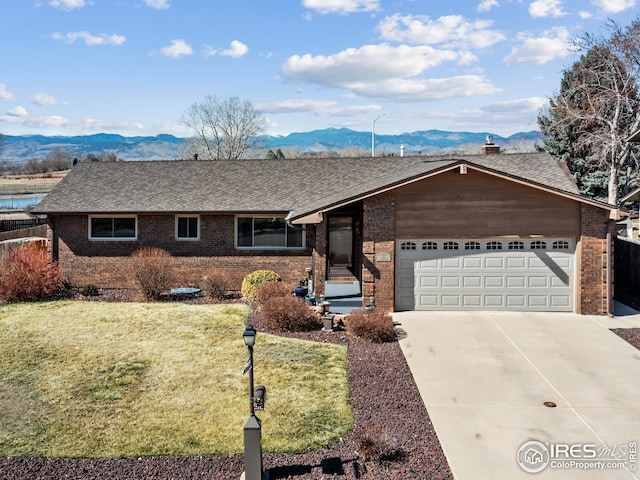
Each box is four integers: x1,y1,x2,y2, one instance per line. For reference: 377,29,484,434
614,236,640,307
0,218,47,233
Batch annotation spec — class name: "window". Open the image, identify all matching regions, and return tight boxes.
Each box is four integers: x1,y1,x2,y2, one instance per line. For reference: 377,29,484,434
465,241,481,250
508,241,525,250
176,215,199,240
553,240,570,250
236,216,304,249
89,216,136,240
443,241,459,250
487,241,503,250
422,242,438,250
400,242,416,251
531,241,547,250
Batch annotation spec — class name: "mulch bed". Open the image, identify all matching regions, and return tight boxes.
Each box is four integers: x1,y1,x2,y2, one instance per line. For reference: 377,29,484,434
612,327,640,351
0,289,453,480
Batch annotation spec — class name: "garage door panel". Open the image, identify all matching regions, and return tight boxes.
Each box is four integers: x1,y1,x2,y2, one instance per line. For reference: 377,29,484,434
485,296,505,307
463,276,482,287
442,258,461,268
485,276,504,288
442,276,460,287
551,295,571,307
506,276,526,288
397,238,574,312
485,257,504,268
528,296,549,307
418,258,438,268
462,295,482,306
419,275,438,287
506,257,527,268
506,295,527,307
528,276,548,288
463,257,482,268
441,295,461,306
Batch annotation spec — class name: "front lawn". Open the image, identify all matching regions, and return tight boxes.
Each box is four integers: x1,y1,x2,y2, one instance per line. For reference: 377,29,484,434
0,302,352,458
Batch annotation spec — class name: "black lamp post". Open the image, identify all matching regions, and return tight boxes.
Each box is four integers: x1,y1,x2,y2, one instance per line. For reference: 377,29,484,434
243,324,256,415
241,324,267,480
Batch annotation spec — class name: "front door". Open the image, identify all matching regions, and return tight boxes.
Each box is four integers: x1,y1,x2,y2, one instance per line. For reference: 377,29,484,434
328,215,353,274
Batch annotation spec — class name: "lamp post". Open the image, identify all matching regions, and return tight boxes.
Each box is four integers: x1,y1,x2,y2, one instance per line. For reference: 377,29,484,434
241,324,268,480
371,113,385,157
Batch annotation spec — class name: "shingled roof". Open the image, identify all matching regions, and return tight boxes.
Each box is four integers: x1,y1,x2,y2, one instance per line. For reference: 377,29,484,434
33,152,609,217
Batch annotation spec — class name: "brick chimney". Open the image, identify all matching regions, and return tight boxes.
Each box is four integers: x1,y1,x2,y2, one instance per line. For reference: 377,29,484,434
481,134,500,154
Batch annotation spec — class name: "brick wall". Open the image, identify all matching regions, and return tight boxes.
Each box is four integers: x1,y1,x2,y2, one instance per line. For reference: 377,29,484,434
577,204,612,315
362,191,395,312
49,214,313,290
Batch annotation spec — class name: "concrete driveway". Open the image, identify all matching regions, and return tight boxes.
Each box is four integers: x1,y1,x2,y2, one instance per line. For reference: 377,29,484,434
395,309,640,479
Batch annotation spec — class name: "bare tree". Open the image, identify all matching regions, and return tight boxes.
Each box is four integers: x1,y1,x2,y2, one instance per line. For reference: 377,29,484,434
538,18,640,204
181,95,264,160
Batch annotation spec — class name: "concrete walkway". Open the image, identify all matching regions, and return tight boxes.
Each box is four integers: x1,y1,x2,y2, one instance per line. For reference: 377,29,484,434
395,309,640,479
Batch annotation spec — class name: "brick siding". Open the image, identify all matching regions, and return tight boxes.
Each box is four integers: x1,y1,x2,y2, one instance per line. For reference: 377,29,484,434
48,214,313,291
577,204,613,315
362,192,395,312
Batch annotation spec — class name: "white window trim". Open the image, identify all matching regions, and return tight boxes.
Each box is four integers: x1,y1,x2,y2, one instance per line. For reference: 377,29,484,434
88,215,138,241
235,214,306,250
175,214,200,241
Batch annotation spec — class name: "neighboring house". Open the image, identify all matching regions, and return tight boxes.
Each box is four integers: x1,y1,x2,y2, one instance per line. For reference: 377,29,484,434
33,148,623,315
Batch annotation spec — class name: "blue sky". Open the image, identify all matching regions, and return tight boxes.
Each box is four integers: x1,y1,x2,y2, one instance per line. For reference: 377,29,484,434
0,0,637,138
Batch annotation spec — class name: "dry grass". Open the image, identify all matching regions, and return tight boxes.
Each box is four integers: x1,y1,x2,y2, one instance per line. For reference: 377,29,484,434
0,171,68,195
0,301,352,458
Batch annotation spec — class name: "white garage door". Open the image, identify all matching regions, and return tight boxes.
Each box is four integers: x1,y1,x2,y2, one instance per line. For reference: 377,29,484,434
396,238,574,311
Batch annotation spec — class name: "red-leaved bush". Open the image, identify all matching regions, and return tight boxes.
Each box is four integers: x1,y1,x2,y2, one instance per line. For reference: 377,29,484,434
260,295,320,332
0,244,63,302
255,280,290,306
345,308,397,343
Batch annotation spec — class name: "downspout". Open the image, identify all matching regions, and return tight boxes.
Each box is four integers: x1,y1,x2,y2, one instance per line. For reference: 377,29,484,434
607,222,612,317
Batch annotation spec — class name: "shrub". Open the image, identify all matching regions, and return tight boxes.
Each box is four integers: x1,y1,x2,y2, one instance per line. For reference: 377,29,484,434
0,244,63,302
357,424,402,463
345,308,396,343
255,280,290,305
260,295,320,332
204,274,231,301
241,270,281,302
80,284,100,297
130,248,175,300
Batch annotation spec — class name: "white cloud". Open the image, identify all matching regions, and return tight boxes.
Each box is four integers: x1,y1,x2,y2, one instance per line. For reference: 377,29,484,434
283,43,501,101
259,99,337,113
422,97,547,130
144,0,170,8
0,113,146,135
351,75,501,102
52,31,126,46
477,0,499,11
159,39,193,57
284,44,460,86
49,0,85,10
302,0,380,14
592,0,636,13
579,10,593,18
7,106,28,117
0,84,16,101
31,93,67,106
259,99,381,118
529,0,566,17
377,14,505,49
221,40,249,58
503,26,572,64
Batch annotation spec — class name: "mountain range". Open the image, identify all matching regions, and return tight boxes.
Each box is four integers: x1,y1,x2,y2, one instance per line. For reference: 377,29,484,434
1,128,543,163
